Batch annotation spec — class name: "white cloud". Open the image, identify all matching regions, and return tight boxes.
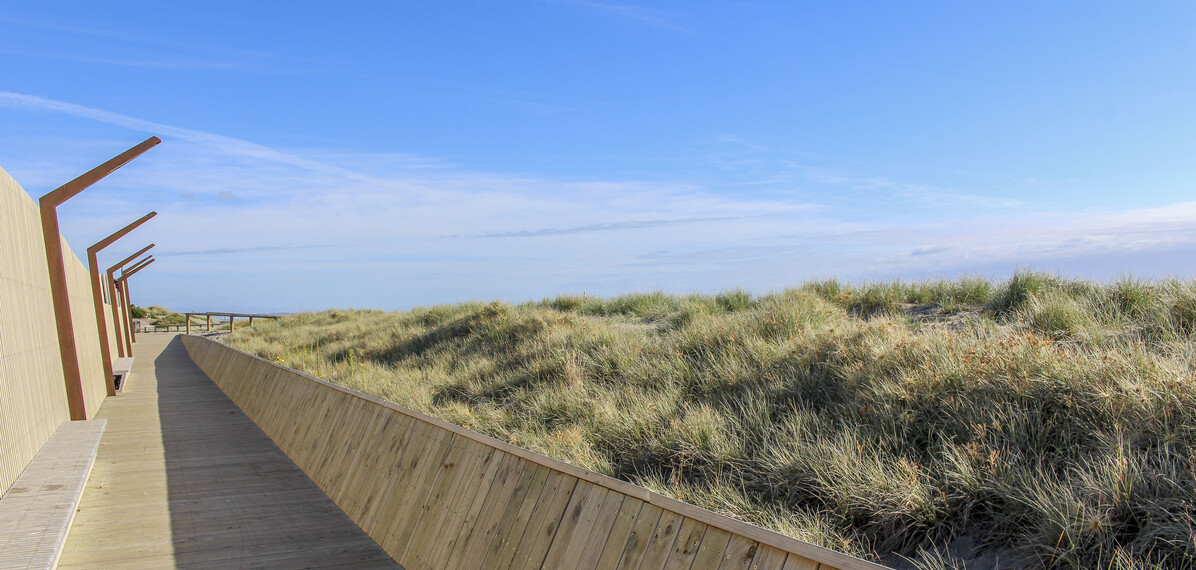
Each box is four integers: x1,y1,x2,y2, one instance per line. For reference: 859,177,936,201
2,92,1193,311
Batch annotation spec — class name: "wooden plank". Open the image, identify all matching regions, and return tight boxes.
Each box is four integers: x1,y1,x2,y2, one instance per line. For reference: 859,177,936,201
689,527,732,570
615,502,664,569
401,440,493,566
662,518,708,570
636,509,687,570
475,463,551,569
421,447,507,568
388,432,470,554
442,453,529,569
751,545,791,570
376,430,460,554
336,413,417,521
593,497,646,570
716,535,759,570
571,491,628,570
542,484,612,569
781,554,821,570
492,469,574,570
359,418,438,534
508,473,581,569
352,414,425,526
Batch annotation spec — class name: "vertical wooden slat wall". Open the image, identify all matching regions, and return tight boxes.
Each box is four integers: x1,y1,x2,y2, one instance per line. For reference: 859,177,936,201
0,166,113,494
182,335,888,570
103,299,119,370
61,232,109,413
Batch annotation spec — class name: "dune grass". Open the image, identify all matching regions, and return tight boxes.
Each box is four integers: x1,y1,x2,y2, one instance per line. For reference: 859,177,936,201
224,273,1196,568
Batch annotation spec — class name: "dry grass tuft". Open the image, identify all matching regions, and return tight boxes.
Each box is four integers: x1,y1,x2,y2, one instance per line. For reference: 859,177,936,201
226,274,1196,568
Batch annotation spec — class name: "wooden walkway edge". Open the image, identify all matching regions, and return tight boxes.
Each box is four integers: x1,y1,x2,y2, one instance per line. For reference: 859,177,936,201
58,333,398,569
0,420,104,570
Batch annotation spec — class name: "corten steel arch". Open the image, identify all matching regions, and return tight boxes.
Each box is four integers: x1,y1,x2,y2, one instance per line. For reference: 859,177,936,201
114,255,153,354
116,257,152,354
87,213,156,395
106,244,154,359
119,257,155,354
39,136,161,420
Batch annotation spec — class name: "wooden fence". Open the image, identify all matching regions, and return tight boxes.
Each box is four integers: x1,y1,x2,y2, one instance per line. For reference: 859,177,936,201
182,335,886,570
182,312,279,334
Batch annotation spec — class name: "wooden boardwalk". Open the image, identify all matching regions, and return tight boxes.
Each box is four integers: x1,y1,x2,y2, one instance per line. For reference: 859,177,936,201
58,333,399,569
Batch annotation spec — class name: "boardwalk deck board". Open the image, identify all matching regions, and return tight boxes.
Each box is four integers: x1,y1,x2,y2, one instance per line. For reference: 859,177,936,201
57,334,397,569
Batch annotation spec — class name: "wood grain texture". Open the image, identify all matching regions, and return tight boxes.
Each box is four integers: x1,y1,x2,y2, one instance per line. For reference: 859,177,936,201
182,335,889,570
58,333,396,568
0,166,109,495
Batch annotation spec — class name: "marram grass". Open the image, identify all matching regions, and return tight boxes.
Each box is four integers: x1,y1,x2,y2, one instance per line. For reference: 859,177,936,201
224,273,1196,569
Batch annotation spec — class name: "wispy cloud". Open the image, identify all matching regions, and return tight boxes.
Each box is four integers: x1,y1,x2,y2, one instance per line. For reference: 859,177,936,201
3,92,1192,311
156,245,330,256
627,202,1196,277
448,215,741,238
0,16,297,72
701,135,1025,213
0,92,384,182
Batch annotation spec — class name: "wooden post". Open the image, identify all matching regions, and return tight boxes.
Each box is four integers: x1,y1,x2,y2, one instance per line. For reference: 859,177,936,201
39,136,161,420
249,316,254,327
206,314,211,331
229,316,234,333
106,245,153,358
87,215,156,396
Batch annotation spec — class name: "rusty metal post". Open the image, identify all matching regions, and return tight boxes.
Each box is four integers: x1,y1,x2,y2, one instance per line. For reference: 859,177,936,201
39,137,161,420
119,257,153,352
106,244,154,358
87,214,156,395
122,281,132,351
113,280,125,352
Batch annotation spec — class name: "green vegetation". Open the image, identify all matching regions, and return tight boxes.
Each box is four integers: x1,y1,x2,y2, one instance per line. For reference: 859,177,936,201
137,305,213,326
138,305,187,325
224,273,1196,569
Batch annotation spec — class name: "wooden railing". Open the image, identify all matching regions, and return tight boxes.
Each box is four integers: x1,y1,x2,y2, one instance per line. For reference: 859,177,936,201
181,335,887,570
182,312,280,334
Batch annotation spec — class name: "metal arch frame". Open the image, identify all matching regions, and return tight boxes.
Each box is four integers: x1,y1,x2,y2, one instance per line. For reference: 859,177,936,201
106,244,154,359
87,214,156,395
118,257,156,354
39,137,160,420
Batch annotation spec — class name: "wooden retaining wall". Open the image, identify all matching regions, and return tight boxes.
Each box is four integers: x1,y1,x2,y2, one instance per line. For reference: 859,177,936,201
0,166,113,494
182,335,886,570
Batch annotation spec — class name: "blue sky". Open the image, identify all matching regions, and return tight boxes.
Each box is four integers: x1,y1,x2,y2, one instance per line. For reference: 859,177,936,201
2,2,1194,312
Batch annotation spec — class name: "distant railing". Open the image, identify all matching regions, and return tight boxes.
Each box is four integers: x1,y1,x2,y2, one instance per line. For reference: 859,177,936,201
182,312,280,335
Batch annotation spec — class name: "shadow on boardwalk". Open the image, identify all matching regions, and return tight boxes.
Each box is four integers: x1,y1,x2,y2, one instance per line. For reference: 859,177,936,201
60,334,399,569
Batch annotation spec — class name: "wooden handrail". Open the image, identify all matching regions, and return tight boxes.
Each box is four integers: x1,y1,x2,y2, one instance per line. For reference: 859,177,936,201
184,312,280,334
